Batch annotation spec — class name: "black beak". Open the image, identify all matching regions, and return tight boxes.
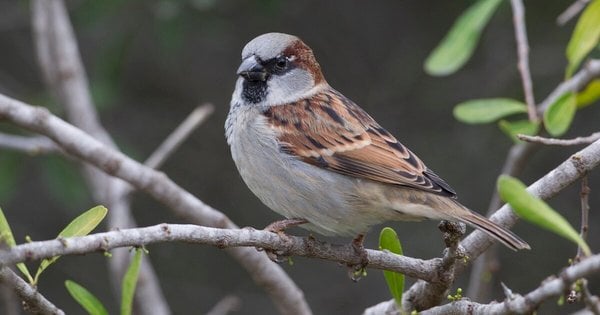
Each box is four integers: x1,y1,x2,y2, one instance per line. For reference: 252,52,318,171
237,55,268,82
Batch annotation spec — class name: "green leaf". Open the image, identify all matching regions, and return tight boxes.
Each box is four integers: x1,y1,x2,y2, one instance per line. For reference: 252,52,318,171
566,0,600,76
57,205,108,238
121,248,143,315
379,227,404,308
424,0,503,76
498,119,540,143
0,206,33,283
543,92,576,136
34,206,108,284
576,79,600,108
454,98,528,124
498,175,591,256
65,280,109,315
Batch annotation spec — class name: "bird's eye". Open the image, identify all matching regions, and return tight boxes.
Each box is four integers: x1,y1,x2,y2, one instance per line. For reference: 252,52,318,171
275,56,288,70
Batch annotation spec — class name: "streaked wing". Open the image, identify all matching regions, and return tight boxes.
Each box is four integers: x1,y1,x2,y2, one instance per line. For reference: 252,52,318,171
262,88,457,198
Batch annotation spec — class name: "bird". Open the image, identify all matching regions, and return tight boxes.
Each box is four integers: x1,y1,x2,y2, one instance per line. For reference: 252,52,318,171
225,32,530,256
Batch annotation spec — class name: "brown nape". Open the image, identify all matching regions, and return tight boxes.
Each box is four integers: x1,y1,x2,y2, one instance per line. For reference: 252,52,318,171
283,39,326,84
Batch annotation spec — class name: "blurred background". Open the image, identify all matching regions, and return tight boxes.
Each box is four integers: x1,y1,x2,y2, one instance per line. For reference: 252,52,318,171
0,0,599,314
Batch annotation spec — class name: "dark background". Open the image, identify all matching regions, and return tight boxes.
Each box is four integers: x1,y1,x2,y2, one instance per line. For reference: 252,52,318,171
0,0,599,314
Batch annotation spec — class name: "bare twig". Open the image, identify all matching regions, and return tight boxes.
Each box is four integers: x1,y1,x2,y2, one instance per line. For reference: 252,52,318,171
0,267,64,315
0,93,312,315
577,177,591,261
581,279,600,315
144,104,214,169
557,0,590,25
0,133,59,155
366,254,600,315
539,59,600,114
510,0,537,121
518,132,600,146
205,295,242,315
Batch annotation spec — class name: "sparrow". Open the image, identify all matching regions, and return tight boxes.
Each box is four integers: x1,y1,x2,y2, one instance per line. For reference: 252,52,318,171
225,32,529,252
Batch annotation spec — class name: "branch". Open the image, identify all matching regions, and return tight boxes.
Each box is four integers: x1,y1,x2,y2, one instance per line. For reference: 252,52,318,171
518,132,600,146
422,254,600,314
0,93,312,315
0,224,442,282
539,59,600,114
144,104,214,169
0,133,59,155
0,267,64,315
205,295,241,315
510,0,537,121
30,1,171,313
367,254,600,315
557,0,590,25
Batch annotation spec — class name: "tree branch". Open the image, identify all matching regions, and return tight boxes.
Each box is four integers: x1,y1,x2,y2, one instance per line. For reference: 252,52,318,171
0,133,59,155
0,267,64,315
0,93,312,315
144,104,214,169
557,0,590,25
510,0,537,121
518,132,600,146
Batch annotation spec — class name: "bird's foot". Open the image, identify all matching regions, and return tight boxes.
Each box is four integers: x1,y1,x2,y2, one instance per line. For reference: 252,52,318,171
347,233,369,282
261,218,308,262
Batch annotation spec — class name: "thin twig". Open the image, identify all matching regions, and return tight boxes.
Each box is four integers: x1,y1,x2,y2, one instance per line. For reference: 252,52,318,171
144,103,214,169
581,279,600,315
0,133,59,155
518,132,600,146
205,295,242,315
577,176,591,261
539,59,600,114
557,0,590,26
510,0,537,121
0,267,64,315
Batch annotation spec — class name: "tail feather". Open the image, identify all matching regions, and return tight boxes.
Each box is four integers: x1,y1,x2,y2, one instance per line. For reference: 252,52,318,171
460,210,530,251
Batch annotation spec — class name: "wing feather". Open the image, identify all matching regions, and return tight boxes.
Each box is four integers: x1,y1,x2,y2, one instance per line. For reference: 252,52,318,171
264,88,457,198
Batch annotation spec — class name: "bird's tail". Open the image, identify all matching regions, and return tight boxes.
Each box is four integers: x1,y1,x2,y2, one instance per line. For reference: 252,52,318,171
458,209,530,251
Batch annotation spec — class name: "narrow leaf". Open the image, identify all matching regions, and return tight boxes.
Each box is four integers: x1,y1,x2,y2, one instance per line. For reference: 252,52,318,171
543,92,576,136
65,280,109,315
454,98,527,124
34,206,108,284
577,79,600,108
0,207,33,283
425,0,503,76
498,119,540,143
379,227,405,308
121,248,143,315
498,175,591,256
566,0,600,76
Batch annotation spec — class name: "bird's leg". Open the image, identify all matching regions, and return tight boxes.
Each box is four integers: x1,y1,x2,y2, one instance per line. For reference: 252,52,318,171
261,218,308,262
264,218,308,235
348,233,369,282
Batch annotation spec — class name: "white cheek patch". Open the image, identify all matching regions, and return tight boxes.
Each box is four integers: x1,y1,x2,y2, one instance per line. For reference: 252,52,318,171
265,69,314,105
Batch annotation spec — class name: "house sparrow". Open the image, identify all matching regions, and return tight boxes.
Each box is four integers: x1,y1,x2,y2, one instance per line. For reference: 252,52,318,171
225,32,529,252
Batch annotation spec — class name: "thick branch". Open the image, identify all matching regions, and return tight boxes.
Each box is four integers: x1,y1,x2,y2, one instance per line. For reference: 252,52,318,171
0,224,441,282
0,93,311,315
